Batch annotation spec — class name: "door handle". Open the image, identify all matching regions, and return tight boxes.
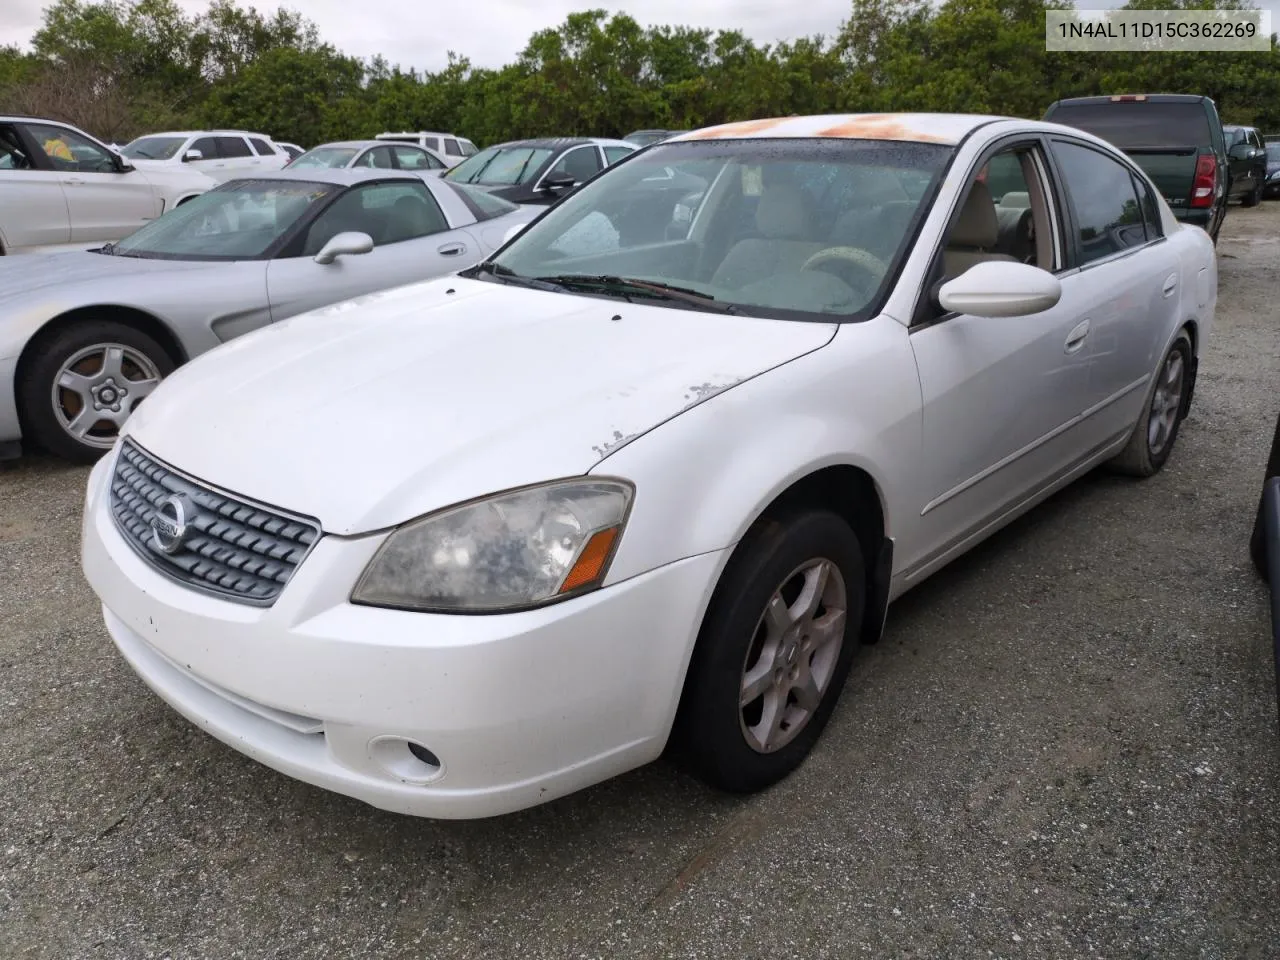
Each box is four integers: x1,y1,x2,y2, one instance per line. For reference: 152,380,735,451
437,242,466,256
1064,318,1091,354
64,177,84,186
1162,273,1178,298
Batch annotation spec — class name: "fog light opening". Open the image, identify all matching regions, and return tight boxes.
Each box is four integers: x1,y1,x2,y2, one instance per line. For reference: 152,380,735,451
407,741,440,768
367,735,445,784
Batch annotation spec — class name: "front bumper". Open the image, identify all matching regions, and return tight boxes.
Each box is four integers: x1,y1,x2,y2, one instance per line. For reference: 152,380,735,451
81,452,726,819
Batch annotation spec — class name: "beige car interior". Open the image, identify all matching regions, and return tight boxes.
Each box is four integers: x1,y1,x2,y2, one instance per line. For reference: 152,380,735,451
941,149,1054,282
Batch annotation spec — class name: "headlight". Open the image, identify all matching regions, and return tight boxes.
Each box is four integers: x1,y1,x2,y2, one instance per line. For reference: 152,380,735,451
351,478,634,613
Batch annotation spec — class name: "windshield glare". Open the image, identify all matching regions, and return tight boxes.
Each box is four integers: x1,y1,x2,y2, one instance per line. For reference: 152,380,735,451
121,136,188,160
112,180,337,259
290,147,359,168
447,146,554,185
488,139,951,319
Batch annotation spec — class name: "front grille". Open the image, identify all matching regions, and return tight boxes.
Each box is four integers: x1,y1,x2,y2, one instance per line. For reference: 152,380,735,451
109,440,321,605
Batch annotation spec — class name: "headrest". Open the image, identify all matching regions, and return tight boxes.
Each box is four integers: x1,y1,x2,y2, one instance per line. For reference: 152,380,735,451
950,180,999,249
999,190,1031,209
755,183,810,239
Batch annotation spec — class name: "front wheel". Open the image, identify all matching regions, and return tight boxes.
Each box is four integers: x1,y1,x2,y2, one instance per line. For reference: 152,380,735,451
1243,179,1263,207
1108,331,1193,478
17,320,175,463
670,509,866,793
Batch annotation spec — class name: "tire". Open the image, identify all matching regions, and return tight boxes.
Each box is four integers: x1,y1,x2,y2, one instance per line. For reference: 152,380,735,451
1249,408,1280,579
17,320,175,464
1243,179,1262,207
670,508,866,793
1108,330,1193,478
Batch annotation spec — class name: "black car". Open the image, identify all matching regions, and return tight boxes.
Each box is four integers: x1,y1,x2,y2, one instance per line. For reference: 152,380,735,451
442,137,637,205
1262,141,1280,198
1223,124,1269,207
1043,94,1232,241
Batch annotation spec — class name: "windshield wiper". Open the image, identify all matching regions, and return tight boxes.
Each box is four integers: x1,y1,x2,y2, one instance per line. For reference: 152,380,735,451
466,261,566,292
531,275,738,313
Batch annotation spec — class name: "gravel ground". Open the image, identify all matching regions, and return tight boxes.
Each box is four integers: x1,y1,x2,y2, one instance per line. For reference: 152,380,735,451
1,204,1278,959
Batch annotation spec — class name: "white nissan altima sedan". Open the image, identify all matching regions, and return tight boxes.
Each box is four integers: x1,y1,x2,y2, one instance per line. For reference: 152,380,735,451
81,113,1217,819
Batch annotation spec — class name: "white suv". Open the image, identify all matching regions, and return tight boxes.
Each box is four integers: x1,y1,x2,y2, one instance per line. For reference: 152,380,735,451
375,131,478,168
0,116,216,255
119,130,290,184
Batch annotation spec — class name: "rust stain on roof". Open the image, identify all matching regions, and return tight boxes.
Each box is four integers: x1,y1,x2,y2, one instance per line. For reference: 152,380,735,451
683,117,790,140
814,115,952,143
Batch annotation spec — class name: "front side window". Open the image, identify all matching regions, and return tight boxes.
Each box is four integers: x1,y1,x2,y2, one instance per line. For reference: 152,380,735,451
216,136,253,159
190,137,219,159
1050,139,1148,264
25,123,115,172
111,180,337,259
548,146,603,184
444,138,464,157
482,138,953,320
302,181,449,254
249,137,275,156
353,146,394,169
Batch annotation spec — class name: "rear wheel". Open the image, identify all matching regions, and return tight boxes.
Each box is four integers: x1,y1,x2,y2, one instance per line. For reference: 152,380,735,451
17,320,175,463
670,509,866,793
1243,179,1263,207
1108,331,1192,478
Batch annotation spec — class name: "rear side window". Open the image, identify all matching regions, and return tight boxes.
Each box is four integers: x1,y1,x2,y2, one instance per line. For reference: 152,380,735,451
424,137,440,152
1050,139,1148,264
604,146,633,164
249,137,275,156
217,136,252,158
444,138,463,157
444,180,520,221
1133,173,1163,241
191,137,219,158
1046,101,1212,151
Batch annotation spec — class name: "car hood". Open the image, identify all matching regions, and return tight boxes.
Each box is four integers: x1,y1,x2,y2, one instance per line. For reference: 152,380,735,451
123,276,836,535
0,250,220,303
127,158,216,187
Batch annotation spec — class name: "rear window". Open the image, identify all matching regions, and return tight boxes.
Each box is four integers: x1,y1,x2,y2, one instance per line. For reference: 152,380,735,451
1047,101,1212,150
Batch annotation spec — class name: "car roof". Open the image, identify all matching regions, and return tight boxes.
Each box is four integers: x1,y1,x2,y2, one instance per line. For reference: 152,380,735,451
305,140,404,150
668,113,1010,147
376,131,457,138
223,168,435,187
133,130,275,139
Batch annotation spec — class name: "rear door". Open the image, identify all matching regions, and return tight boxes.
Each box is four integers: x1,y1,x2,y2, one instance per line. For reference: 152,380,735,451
265,180,469,321
1045,136,1179,445
0,122,71,252
20,121,156,246
248,136,287,172
390,145,446,177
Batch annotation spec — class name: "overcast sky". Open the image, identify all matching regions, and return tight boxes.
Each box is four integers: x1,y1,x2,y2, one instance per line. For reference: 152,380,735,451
0,0,859,72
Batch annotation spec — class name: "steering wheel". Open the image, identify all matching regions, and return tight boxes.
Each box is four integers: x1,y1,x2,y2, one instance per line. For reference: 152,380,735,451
800,246,890,297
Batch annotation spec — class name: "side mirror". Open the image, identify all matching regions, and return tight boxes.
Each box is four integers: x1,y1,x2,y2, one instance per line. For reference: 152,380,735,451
1228,143,1251,161
183,149,203,162
937,261,1062,317
313,231,374,264
502,222,527,245
541,173,576,193
112,152,134,173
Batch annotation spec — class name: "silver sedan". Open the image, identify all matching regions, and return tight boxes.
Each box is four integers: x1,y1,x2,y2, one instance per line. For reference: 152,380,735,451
286,140,450,178
0,168,540,462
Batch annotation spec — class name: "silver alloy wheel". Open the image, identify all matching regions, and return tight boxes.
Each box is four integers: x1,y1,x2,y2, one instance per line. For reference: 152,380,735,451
51,342,163,449
739,557,848,754
1147,349,1186,457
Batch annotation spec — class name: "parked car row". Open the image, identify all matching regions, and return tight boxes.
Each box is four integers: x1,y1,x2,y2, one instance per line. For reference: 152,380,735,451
0,109,1225,820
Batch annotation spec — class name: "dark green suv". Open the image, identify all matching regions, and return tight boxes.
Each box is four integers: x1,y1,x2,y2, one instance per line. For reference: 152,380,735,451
1043,94,1229,242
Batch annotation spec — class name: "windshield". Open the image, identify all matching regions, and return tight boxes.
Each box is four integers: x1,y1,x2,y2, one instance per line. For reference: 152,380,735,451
111,179,337,259
289,146,359,168
446,146,554,185
480,138,951,320
120,136,188,160
1047,101,1212,150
